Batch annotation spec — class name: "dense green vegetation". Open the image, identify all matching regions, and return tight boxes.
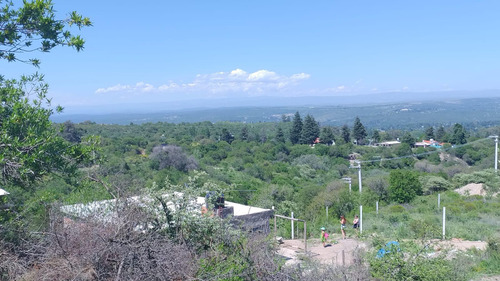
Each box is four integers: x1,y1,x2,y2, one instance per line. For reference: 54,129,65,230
5,106,500,279
2,1,500,280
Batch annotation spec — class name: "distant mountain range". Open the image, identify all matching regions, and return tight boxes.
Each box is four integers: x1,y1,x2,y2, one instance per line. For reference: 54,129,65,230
52,90,500,129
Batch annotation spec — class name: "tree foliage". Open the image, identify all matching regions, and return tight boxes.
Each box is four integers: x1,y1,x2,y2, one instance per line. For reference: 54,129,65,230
220,128,234,144
388,169,422,203
0,75,96,188
275,127,285,143
435,126,446,142
320,126,335,145
150,145,198,172
425,126,435,140
0,0,92,66
341,124,351,143
60,120,84,143
451,123,467,145
401,132,416,147
289,111,302,144
300,114,320,145
352,116,367,144
372,129,381,143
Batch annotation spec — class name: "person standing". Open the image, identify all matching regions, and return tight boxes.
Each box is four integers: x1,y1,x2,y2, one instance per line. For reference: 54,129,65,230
353,215,359,236
320,227,328,247
340,215,347,240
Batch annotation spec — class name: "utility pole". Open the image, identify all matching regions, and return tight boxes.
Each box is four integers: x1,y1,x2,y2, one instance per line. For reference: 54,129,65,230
350,160,362,193
342,177,352,193
490,135,499,173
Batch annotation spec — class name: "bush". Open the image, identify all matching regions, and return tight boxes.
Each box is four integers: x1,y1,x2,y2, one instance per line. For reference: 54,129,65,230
388,170,422,203
421,176,452,195
150,145,199,172
388,205,406,213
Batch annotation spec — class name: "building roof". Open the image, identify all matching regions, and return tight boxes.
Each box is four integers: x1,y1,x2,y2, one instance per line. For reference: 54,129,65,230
0,188,9,196
415,139,445,147
60,192,270,223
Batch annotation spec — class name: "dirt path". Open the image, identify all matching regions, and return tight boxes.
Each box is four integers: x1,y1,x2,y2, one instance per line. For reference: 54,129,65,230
278,236,487,266
278,235,367,266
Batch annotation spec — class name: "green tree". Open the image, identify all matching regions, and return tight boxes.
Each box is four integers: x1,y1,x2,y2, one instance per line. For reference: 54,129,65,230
290,111,302,144
220,128,234,144
0,0,91,66
240,126,249,141
352,117,367,145
425,126,435,140
401,132,416,147
388,170,422,203
1,1,93,189
300,114,319,145
60,120,84,143
1,75,97,189
275,127,285,143
320,126,335,145
435,126,446,142
341,124,351,144
450,123,467,145
372,130,381,143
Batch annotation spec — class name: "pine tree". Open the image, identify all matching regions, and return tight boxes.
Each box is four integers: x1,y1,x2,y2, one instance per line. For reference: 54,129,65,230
451,123,467,145
290,112,302,144
320,127,335,145
341,125,351,144
425,126,435,140
240,126,249,141
275,127,285,143
300,114,320,145
352,117,367,145
435,126,446,142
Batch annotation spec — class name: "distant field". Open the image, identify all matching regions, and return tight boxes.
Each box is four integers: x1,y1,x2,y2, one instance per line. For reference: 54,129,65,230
52,97,500,129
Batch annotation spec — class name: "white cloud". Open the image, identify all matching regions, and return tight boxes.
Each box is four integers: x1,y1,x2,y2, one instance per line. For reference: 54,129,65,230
95,69,310,96
95,84,131,94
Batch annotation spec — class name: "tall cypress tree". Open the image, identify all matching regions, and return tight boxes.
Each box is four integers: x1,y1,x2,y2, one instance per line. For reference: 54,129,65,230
341,125,351,144
290,111,302,144
300,114,320,145
352,117,367,145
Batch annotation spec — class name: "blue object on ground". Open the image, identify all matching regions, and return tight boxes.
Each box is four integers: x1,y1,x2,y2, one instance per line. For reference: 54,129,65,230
376,241,400,258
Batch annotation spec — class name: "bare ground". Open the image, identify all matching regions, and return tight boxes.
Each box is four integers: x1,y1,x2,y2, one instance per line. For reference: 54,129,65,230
455,183,486,196
278,234,367,266
278,235,487,266
455,183,499,197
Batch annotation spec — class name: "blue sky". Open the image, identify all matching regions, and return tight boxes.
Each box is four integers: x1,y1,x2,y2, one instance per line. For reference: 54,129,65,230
3,0,500,113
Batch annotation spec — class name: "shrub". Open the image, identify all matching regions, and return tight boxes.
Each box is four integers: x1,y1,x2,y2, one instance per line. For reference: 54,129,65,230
150,145,199,172
421,176,452,195
388,170,422,203
389,205,406,213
